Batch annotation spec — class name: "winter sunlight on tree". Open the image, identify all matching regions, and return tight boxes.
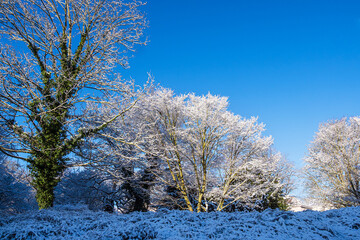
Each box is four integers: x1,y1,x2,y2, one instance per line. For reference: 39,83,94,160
81,88,293,213
0,1,359,239
0,0,147,209
304,117,360,208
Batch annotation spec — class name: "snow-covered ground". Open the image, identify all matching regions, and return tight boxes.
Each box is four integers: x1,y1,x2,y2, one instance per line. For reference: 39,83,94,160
1,205,359,239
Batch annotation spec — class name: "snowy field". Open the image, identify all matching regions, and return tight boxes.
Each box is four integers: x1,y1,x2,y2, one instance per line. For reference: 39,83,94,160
1,205,360,240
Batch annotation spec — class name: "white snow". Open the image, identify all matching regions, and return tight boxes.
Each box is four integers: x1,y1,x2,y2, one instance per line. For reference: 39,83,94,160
1,205,359,239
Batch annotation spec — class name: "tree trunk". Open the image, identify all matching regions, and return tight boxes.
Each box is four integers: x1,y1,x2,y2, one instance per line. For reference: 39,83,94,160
31,156,64,209
196,166,207,212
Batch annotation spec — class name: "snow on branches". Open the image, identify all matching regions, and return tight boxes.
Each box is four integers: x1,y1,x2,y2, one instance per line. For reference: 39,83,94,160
88,88,293,212
0,0,147,209
304,117,360,208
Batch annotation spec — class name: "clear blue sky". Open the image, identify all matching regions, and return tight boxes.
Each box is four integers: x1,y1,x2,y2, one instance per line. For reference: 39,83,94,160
124,0,360,195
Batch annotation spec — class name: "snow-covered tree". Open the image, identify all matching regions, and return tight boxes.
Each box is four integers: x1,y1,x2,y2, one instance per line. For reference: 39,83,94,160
183,93,238,212
55,168,99,209
0,157,36,214
0,0,147,209
55,168,125,212
209,119,287,211
304,117,360,208
69,91,156,213
94,88,292,212
0,127,36,214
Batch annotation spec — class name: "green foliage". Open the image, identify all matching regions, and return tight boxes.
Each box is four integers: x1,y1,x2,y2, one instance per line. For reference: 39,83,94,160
26,51,75,208
264,191,290,211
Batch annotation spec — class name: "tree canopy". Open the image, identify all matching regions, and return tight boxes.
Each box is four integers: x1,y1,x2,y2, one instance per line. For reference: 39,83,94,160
304,117,360,208
0,0,147,209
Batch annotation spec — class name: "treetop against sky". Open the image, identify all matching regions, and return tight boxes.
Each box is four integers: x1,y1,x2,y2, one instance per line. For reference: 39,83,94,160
126,1,360,187
1,0,359,200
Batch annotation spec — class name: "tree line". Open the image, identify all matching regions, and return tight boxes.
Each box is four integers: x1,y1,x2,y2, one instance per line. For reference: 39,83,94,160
0,0,359,214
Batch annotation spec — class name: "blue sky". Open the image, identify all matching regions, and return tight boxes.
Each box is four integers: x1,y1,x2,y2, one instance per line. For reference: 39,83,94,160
124,0,360,195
